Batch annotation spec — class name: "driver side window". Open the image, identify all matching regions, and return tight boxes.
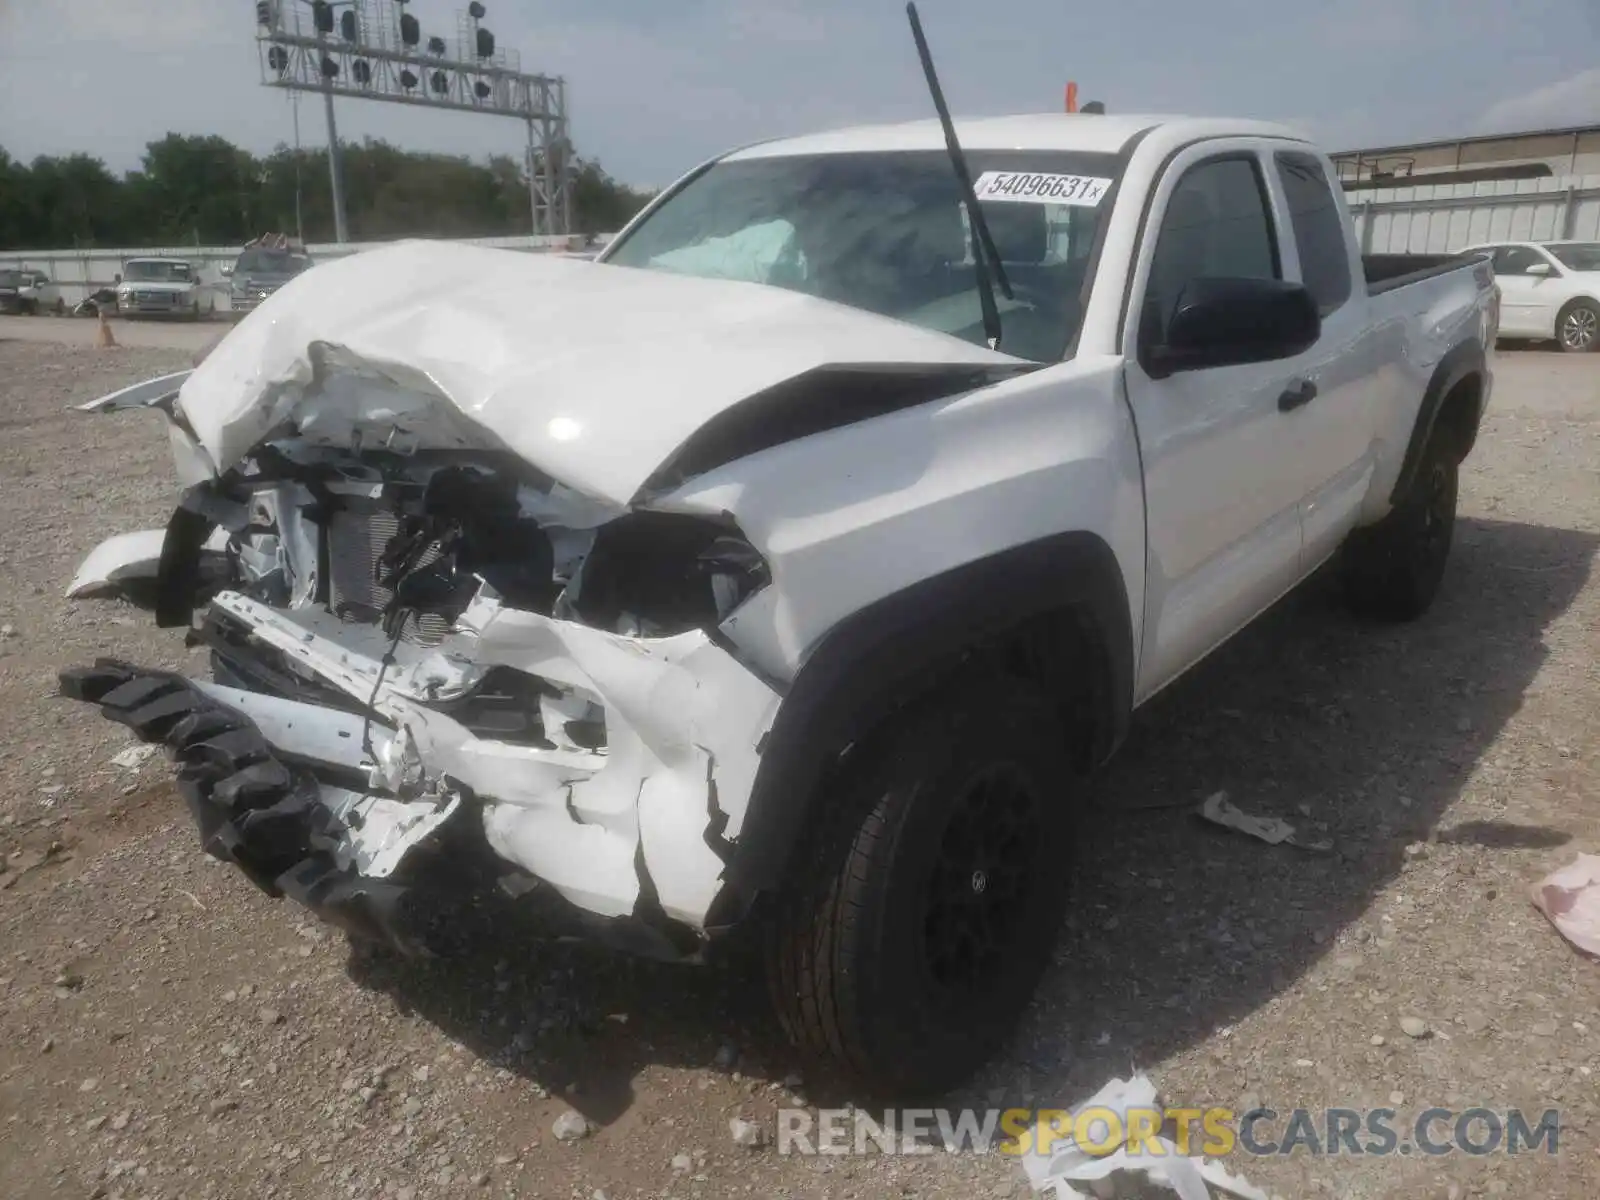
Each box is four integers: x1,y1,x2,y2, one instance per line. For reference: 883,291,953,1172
1491,246,1546,276
1141,155,1280,344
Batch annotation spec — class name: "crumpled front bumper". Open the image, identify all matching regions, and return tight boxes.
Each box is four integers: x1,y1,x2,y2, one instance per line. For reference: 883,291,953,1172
60,660,431,953
60,583,785,956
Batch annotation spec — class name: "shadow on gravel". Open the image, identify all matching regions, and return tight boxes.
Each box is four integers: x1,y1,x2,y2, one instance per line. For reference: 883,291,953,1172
343,892,777,1127
977,514,1598,1108
1431,820,1572,850
341,515,1597,1125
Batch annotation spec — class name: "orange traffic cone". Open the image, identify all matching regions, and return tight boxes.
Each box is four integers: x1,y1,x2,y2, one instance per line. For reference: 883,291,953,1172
95,310,118,350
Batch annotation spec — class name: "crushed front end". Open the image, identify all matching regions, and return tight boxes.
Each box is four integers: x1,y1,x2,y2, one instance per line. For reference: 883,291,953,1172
62,370,782,961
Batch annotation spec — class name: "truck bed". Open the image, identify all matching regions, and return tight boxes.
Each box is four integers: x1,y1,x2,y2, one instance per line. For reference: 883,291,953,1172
1363,251,1490,296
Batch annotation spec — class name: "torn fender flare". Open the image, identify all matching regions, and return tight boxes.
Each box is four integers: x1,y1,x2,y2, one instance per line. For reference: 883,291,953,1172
155,483,252,627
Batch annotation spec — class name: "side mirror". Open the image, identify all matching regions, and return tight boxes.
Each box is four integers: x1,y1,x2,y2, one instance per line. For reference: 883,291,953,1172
1526,261,1554,277
1143,276,1320,378
220,265,234,278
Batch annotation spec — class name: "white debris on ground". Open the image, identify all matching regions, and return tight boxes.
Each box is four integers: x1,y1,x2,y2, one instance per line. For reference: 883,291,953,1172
729,1116,765,1147
1018,1073,1269,1200
552,1109,592,1141
110,744,159,771
1196,792,1331,852
1530,853,1600,959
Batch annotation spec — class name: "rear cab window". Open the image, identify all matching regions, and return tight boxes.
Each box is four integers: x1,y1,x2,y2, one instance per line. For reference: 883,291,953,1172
1273,151,1352,316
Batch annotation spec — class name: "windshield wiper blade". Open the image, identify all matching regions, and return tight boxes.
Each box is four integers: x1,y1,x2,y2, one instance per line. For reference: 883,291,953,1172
905,2,1012,351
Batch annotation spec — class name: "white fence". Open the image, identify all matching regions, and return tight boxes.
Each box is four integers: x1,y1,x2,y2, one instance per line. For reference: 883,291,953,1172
1350,174,1600,255
0,233,611,310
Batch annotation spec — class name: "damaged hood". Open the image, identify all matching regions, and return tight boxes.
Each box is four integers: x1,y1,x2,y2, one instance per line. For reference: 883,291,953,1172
177,240,1023,506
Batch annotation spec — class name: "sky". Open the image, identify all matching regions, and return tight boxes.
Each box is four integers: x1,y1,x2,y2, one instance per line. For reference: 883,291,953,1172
1,0,1597,189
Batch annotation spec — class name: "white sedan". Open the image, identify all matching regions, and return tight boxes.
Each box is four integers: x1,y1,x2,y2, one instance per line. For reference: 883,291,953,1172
1462,239,1600,352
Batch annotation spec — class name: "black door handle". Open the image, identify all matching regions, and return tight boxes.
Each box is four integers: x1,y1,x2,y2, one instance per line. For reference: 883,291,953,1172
1278,380,1318,412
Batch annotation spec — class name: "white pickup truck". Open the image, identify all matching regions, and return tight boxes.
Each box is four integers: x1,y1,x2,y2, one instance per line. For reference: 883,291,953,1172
61,111,1495,1095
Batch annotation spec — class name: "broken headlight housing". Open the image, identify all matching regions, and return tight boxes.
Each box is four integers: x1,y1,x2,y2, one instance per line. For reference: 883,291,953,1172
565,512,770,637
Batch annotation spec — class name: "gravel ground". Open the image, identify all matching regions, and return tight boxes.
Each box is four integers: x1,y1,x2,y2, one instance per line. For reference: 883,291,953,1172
0,314,222,352
1,337,1597,1200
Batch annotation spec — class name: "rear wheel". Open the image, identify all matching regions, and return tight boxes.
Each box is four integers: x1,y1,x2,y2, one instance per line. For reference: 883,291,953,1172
1557,299,1599,352
1339,430,1459,621
764,676,1081,1096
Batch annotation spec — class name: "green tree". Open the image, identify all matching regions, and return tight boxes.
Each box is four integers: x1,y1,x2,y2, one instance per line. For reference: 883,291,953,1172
0,132,654,251
571,157,653,235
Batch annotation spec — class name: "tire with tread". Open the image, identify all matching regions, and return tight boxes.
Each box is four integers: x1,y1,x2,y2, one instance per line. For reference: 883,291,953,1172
1339,430,1459,621
764,674,1080,1097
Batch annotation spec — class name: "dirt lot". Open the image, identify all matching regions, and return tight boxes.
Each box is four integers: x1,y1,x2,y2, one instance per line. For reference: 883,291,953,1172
0,314,222,353
0,336,1596,1200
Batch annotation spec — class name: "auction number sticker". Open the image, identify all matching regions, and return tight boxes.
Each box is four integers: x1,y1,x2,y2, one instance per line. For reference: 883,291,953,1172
972,171,1112,207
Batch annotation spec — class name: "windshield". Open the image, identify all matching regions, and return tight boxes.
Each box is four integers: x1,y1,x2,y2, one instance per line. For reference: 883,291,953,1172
0,269,20,288
235,248,312,276
1547,242,1600,271
123,261,193,283
603,150,1122,362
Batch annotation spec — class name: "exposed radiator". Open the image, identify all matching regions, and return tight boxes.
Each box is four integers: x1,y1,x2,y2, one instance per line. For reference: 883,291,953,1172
326,508,454,647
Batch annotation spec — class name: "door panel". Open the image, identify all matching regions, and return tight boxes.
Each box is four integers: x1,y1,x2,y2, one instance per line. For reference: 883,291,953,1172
1122,146,1308,701
1269,150,1388,568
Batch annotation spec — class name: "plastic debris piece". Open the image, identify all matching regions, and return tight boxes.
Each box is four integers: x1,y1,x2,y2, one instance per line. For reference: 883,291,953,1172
1530,853,1600,959
552,1110,591,1141
1197,792,1331,852
1018,1073,1269,1200
111,744,159,770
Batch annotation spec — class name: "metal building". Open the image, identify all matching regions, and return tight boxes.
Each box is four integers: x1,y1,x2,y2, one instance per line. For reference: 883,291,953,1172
1331,124,1600,188
1331,125,1600,256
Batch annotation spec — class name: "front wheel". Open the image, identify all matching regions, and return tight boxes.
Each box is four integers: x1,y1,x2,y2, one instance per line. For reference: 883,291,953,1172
1557,300,1599,352
1339,431,1459,621
764,677,1081,1096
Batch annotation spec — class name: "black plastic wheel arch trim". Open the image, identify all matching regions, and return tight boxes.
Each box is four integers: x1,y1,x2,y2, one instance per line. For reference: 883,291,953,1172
1389,338,1486,505
709,529,1133,928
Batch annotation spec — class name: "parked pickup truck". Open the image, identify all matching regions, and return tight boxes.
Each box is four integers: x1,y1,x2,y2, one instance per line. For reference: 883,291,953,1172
0,267,65,315
224,235,315,318
60,112,1495,1095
